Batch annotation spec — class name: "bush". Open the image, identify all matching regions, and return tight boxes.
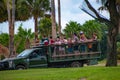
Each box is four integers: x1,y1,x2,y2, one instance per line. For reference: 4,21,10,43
117,42,120,60
0,55,5,60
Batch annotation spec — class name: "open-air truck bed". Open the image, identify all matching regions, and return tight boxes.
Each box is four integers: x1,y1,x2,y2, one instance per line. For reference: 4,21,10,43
34,41,101,67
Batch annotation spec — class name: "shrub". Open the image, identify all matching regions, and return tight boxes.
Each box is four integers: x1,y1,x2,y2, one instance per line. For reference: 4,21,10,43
117,42,120,60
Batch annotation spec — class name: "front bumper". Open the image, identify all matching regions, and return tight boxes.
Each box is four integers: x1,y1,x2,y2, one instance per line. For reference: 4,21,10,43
0,62,11,70
0,62,5,70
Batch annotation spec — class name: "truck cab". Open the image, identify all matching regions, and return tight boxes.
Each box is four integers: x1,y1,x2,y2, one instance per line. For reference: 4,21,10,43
0,48,47,70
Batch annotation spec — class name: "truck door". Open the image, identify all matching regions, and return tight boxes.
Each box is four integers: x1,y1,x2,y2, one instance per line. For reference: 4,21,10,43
29,49,47,68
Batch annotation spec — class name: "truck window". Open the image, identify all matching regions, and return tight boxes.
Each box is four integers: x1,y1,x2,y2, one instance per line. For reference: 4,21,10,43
30,50,40,58
17,49,33,57
30,49,45,59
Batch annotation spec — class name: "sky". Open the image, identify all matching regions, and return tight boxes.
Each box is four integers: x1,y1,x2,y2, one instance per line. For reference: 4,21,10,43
0,0,109,34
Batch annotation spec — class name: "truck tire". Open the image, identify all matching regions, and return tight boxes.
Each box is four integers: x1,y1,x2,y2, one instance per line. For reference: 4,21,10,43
71,61,83,67
16,65,25,70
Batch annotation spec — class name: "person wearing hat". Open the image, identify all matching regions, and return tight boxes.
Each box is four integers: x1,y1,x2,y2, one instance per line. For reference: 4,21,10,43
80,31,87,42
79,31,87,53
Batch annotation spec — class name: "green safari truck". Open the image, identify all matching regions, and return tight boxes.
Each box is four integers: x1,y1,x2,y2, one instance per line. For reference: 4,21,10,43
0,41,101,70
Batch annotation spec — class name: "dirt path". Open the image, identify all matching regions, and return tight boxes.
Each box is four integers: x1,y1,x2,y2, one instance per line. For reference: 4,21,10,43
93,60,120,66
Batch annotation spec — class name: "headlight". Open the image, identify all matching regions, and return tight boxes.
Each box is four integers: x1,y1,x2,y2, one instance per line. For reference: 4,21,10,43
8,61,13,68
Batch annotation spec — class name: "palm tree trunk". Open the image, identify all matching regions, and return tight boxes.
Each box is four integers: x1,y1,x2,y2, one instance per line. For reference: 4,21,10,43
58,0,61,34
34,16,38,40
51,0,56,39
7,0,15,57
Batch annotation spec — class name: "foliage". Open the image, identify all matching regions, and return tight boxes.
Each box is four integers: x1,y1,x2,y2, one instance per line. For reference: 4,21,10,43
15,0,31,21
0,0,31,22
25,0,50,39
63,21,82,38
82,20,105,39
117,42,120,60
0,33,9,47
83,0,120,66
117,34,120,42
0,0,7,22
15,24,34,53
0,67,120,80
0,55,5,60
63,20,107,39
38,17,52,38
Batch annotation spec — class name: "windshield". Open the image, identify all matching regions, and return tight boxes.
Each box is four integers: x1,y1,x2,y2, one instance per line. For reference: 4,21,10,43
17,49,33,57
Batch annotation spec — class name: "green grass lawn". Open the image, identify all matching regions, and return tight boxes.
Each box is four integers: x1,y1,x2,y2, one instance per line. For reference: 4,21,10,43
0,66,120,80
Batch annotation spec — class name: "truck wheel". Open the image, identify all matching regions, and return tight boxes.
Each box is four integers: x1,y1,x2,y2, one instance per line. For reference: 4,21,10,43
71,61,83,67
16,65,25,70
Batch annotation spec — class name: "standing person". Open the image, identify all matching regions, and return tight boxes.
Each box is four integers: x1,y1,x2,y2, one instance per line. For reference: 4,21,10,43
49,36,55,54
59,36,66,55
73,33,79,43
54,36,61,55
92,33,98,51
79,31,87,52
40,35,49,45
49,36,55,45
79,31,87,42
92,33,97,41
72,33,79,54
67,38,73,53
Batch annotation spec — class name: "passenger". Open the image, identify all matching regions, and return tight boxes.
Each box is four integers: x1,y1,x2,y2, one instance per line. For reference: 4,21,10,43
59,36,67,44
44,39,49,46
49,36,55,54
63,37,68,44
92,33,98,51
79,31,87,42
42,35,49,45
79,31,87,53
73,33,79,43
54,37,61,55
59,36,65,55
35,38,40,46
73,33,79,51
49,36,55,45
67,38,73,53
92,33,97,41
87,37,92,52
40,35,48,45
55,36,61,45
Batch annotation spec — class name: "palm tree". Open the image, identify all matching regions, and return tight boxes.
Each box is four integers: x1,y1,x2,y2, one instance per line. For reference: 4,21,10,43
51,0,57,39
6,0,15,57
38,17,52,37
25,0,50,40
83,0,120,66
63,21,82,38
58,0,61,34
0,0,7,22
